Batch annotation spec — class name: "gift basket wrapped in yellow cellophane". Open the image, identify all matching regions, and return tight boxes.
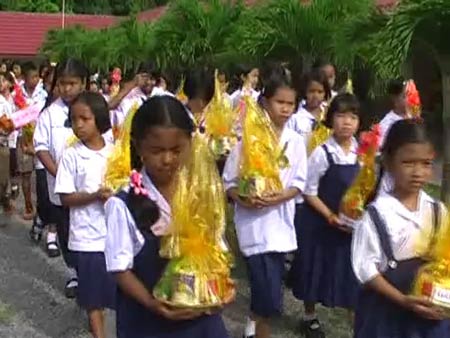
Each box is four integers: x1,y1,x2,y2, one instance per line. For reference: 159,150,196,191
413,210,450,316
307,106,332,156
238,96,288,198
339,124,381,226
204,70,237,158
104,102,140,192
153,132,234,309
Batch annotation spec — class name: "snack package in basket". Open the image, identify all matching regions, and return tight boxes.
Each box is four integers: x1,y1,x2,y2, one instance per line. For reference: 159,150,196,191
237,96,288,198
204,70,237,158
104,102,139,192
413,212,450,316
153,132,234,309
339,124,381,226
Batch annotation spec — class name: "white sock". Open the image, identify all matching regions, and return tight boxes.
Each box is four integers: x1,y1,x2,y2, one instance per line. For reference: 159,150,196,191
244,317,255,336
47,232,57,243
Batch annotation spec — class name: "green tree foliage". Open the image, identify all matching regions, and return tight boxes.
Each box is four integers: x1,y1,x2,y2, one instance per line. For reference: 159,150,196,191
0,0,60,12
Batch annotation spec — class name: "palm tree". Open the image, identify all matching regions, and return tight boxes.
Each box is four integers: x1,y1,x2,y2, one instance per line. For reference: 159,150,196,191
341,0,450,201
151,0,245,71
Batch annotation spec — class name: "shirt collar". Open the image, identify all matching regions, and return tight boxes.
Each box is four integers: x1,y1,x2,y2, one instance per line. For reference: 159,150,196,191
325,136,358,155
296,106,317,121
73,141,112,160
141,169,171,216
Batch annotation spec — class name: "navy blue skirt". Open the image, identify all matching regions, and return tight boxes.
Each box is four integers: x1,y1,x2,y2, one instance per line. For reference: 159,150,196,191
291,207,358,309
74,251,116,310
246,252,285,318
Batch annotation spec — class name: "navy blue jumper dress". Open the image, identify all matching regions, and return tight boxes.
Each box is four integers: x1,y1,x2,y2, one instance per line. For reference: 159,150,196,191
354,203,450,338
115,191,229,338
292,144,360,309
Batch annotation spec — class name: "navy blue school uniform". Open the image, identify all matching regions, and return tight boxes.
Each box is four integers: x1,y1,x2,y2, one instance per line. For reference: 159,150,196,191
291,138,360,309
105,172,229,338
352,192,450,338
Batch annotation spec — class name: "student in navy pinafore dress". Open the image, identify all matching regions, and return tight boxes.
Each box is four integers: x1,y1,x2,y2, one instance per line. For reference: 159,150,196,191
105,96,230,338
290,94,361,338
352,119,450,338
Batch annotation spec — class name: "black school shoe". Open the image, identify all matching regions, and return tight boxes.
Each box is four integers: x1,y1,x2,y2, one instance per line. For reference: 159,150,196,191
300,319,326,338
29,217,42,244
65,278,78,299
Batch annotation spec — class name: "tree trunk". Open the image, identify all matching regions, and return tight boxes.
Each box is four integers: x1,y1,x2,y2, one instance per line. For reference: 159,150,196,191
439,57,450,203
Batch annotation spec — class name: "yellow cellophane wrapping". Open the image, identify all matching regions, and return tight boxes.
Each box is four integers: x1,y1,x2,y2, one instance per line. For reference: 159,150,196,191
153,132,234,308
21,122,35,152
238,96,287,198
176,78,188,105
340,124,381,222
104,102,139,192
307,107,332,156
204,70,237,158
413,213,450,315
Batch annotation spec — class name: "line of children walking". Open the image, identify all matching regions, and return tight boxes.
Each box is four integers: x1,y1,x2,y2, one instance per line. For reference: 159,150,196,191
1,56,449,338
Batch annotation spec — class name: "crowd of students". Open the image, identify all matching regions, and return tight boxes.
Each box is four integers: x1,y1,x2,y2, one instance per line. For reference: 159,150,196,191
0,57,448,338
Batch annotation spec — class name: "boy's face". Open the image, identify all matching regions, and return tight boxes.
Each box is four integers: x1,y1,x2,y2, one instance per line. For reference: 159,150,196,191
25,70,40,90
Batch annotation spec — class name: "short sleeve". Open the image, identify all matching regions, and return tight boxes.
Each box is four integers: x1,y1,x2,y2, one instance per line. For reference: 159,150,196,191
33,109,51,153
222,143,241,191
105,196,141,272
289,135,307,193
351,211,384,284
286,115,298,133
54,149,76,194
303,146,329,196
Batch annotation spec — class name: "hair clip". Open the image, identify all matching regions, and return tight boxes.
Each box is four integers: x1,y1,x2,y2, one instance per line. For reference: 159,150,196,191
130,170,149,197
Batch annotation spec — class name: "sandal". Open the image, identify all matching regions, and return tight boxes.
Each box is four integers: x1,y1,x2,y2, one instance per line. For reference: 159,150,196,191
29,219,42,244
65,278,78,299
46,240,61,258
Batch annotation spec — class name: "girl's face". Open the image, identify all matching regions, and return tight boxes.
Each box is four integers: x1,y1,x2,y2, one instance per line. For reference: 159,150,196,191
12,64,21,77
70,102,100,143
243,68,259,89
137,126,191,187
0,76,11,94
322,64,336,89
387,142,434,195
58,75,85,103
101,79,109,93
158,77,167,91
0,64,7,73
306,81,325,109
139,73,157,95
25,70,40,90
264,86,296,128
332,110,359,140
89,82,99,93
393,91,407,115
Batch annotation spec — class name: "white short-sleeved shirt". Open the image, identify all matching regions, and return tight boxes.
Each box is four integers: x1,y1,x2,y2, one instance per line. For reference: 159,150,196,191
55,141,113,252
304,136,358,196
229,88,260,109
111,87,147,129
286,106,318,141
223,127,307,257
105,171,171,272
151,86,174,98
379,111,407,148
0,95,17,148
352,191,445,284
34,98,73,205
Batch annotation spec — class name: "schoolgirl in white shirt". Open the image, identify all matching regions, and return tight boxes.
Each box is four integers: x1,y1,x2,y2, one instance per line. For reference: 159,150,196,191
352,119,450,338
223,65,307,338
290,94,361,338
229,64,260,109
34,58,90,297
55,92,115,338
105,96,230,338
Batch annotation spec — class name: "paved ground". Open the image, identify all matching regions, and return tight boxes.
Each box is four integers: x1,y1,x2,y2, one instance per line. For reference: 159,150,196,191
0,205,353,338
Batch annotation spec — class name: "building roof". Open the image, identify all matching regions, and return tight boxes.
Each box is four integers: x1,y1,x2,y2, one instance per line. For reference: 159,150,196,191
0,11,119,57
1,0,400,58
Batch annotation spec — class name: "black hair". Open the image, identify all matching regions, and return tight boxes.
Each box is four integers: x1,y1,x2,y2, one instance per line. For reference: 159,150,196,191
299,69,331,101
156,71,170,88
0,71,15,85
55,58,90,90
229,63,258,92
184,68,215,103
382,119,431,160
128,96,194,232
137,61,157,78
69,92,111,134
324,93,361,128
366,119,432,206
260,63,296,101
313,59,335,71
39,61,50,78
387,79,405,97
21,61,38,77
